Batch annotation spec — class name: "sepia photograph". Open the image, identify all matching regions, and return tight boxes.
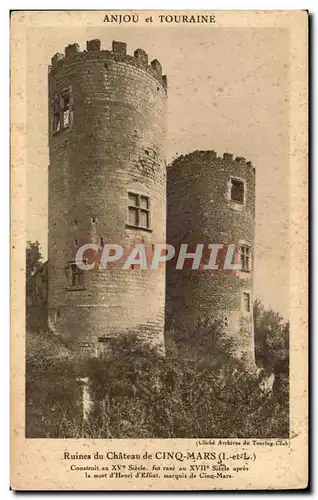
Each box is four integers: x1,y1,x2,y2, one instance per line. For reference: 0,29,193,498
11,10,307,490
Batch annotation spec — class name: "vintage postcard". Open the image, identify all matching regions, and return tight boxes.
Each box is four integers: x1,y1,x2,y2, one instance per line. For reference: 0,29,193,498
11,10,308,490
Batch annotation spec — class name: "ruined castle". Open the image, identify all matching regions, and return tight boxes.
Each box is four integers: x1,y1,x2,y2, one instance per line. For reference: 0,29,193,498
29,39,255,363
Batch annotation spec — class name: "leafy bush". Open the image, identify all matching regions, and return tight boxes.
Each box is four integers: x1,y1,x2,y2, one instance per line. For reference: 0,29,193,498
25,330,83,438
254,299,289,404
26,319,289,439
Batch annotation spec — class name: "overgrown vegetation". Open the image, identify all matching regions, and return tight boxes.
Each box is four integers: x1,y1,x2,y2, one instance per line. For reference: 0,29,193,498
26,240,43,281
253,299,289,404
25,331,82,438
26,304,289,439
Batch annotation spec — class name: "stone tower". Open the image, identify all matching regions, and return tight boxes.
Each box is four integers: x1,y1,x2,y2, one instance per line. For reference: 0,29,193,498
48,40,167,352
166,151,255,364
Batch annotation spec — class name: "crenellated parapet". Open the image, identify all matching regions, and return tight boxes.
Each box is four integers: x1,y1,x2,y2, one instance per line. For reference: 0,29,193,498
169,150,255,173
49,39,167,90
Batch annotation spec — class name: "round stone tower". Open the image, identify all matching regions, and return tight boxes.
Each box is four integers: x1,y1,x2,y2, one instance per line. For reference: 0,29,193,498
48,40,167,352
166,151,255,364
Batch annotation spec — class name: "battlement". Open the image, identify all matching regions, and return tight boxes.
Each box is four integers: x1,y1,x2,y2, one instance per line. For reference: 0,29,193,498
168,150,255,172
49,39,167,90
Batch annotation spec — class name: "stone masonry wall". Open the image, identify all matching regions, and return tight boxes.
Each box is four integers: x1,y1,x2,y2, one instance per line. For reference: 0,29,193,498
166,151,256,364
48,40,167,351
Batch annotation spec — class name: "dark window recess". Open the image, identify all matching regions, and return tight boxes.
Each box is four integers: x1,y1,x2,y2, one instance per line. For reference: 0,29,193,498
231,178,245,203
52,88,72,134
98,337,110,343
240,245,251,272
52,100,61,133
70,263,84,287
243,292,251,312
127,192,151,229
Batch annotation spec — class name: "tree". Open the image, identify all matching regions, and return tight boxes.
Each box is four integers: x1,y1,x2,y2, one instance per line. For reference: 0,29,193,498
253,299,289,403
26,240,43,281
254,300,289,371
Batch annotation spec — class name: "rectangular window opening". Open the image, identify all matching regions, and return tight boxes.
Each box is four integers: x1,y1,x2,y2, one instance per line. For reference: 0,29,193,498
128,193,138,206
230,178,245,204
243,292,251,313
65,261,85,290
71,263,84,287
140,210,149,228
128,206,139,226
240,244,251,272
52,88,72,135
127,192,151,230
140,196,149,209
